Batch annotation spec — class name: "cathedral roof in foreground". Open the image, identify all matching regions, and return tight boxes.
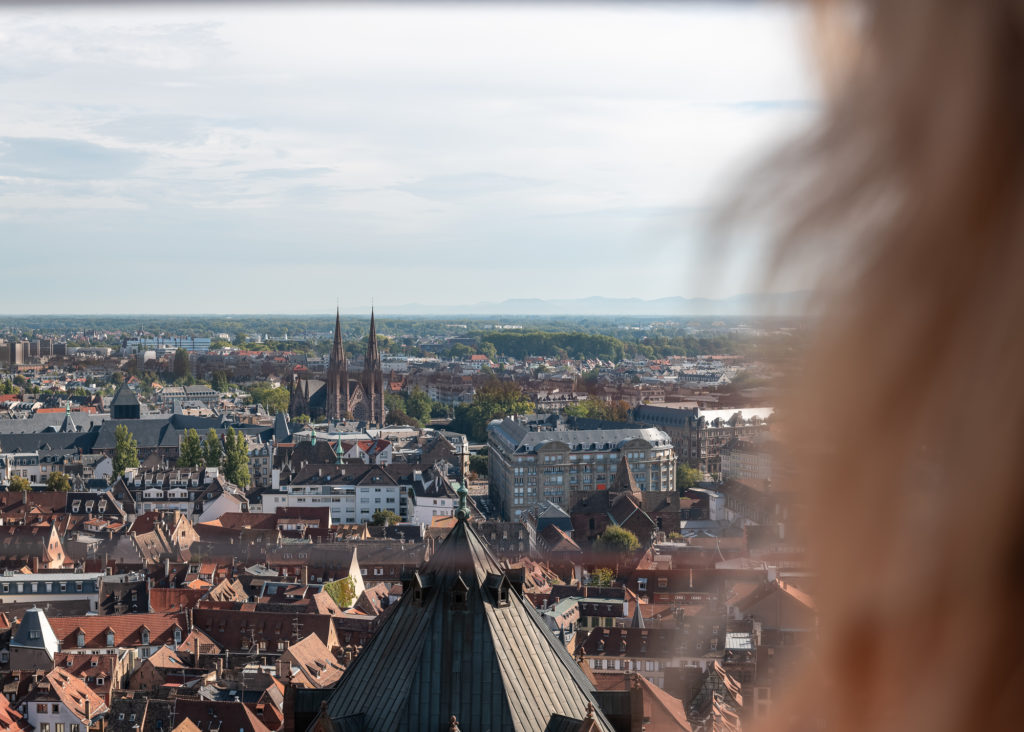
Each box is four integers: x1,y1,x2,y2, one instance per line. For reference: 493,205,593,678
323,487,613,732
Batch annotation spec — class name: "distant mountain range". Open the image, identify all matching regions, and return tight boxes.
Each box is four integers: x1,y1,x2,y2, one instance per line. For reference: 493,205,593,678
384,292,809,317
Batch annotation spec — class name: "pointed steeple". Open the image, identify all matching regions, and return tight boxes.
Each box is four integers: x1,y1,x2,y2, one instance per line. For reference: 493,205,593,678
327,307,350,422
362,306,384,426
59,400,76,433
365,307,379,366
630,600,645,629
610,455,640,495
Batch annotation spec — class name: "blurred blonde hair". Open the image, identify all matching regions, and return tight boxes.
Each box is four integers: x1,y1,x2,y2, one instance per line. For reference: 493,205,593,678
736,1,1024,731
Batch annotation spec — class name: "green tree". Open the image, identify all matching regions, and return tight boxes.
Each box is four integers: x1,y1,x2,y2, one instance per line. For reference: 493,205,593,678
178,428,204,468
563,397,630,421
222,427,251,488
450,378,534,441
172,348,190,381
469,453,488,477
594,525,640,556
112,424,139,478
247,382,290,416
591,567,616,587
676,464,702,491
479,342,497,361
46,472,72,491
210,370,229,392
371,509,400,526
203,428,223,468
405,387,433,424
384,392,420,427
8,475,30,491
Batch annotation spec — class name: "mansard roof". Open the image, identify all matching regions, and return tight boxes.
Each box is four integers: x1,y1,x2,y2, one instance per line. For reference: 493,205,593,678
324,493,614,732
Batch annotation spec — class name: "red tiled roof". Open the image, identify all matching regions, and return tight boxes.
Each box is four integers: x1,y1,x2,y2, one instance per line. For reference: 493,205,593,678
149,588,206,613
173,699,272,732
47,667,109,724
48,613,185,650
52,652,118,705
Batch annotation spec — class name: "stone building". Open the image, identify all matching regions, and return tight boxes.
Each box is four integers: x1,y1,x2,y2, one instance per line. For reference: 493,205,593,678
289,308,385,425
632,405,773,475
488,415,676,519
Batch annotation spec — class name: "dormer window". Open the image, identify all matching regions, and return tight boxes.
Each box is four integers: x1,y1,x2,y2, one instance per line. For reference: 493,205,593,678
140,628,150,645
450,573,469,611
105,630,115,647
173,627,182,645
77,631,85,648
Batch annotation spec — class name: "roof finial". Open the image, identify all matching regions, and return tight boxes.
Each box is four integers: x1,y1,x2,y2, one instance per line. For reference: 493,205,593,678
455,482,469,522
585,701,595,719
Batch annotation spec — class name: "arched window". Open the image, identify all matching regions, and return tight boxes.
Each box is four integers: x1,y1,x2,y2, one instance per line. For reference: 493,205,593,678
105,630,115,647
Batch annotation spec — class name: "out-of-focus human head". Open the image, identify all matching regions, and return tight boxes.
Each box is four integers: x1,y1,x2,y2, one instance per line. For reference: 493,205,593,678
737,1,1024,731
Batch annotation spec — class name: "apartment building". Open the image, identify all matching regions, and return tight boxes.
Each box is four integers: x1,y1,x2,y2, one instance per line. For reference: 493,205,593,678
633,405,773,475
488,415,676,519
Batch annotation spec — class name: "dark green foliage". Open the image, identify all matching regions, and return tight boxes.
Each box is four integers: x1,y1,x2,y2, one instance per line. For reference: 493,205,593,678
469,454,488,477
405,388,432,424
8,475,30,491
178,428,204,468
247,382,290,416
113,424,139,478
203,428,222,468
47,472,72,491
562,398,631,421
371,509,400,526
676,464,702,490
172,348,190,380
594,525,640,555
222,427,251,488
210,371,230,392
449,379,534,442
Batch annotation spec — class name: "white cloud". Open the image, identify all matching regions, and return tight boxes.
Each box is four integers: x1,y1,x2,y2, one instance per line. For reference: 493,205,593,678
0,2,817,313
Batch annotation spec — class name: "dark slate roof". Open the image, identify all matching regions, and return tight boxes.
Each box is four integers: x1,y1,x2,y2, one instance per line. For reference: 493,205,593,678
110,382,141,408
91,417,269,450
325,514,614,732
273,412,291,443
11,607,59,657
0,432,95,453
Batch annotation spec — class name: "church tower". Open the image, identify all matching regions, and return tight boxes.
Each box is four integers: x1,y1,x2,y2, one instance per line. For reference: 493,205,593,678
362,308,384,426
326,308,349,421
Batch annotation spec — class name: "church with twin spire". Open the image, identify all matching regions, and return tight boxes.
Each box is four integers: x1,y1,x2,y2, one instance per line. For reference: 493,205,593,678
288,308,386,426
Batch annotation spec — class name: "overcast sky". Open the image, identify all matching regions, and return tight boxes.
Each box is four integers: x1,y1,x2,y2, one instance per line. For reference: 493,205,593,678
0,2,816,314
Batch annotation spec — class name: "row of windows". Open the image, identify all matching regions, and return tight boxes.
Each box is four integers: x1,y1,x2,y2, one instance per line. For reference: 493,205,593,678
2,581,87,593
33,721,82,732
